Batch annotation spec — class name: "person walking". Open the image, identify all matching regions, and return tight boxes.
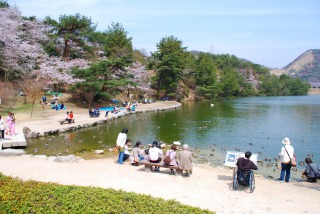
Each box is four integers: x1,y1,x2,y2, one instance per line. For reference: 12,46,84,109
5,112,12,135
10,113,16,136
278,137,294,183
42,94,47,104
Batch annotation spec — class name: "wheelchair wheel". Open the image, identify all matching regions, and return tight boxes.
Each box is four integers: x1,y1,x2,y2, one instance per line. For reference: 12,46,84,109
249,171,255,193
233,171,238,190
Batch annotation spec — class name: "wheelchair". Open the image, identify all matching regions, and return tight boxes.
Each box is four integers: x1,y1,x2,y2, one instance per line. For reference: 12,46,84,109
233,168,255,193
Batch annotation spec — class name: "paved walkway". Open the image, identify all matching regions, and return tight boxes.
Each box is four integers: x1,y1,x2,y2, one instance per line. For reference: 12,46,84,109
1,133,27,149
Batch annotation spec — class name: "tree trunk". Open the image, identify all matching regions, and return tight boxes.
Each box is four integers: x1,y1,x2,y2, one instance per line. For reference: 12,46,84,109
30,100,35,117
65,39,69,62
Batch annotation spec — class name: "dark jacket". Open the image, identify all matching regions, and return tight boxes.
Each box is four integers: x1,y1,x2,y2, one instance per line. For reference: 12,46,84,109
237,157,258,171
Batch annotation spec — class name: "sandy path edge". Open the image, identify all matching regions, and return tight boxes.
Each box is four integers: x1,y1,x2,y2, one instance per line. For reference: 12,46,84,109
0,155,319,214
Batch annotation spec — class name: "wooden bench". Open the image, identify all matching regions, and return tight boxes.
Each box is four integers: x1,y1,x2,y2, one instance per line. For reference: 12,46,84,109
58,119,75,125
138,160,181,175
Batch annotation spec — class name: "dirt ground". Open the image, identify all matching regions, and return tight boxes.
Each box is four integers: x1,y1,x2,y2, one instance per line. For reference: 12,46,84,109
1,94,319,213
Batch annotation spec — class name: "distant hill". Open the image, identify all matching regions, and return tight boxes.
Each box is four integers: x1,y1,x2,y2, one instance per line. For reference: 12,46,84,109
270,49,320,82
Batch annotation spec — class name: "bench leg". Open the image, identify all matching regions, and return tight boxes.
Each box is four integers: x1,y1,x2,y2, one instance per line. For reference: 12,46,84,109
144,165,151,172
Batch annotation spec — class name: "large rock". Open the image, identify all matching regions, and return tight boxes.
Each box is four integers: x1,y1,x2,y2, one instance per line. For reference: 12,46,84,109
31,131,40,138
54,155,79,162
0,149,26,156
94,150,104,154
22,127,31,135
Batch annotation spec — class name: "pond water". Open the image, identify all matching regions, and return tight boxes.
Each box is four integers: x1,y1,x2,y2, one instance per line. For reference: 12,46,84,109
26,95,320,179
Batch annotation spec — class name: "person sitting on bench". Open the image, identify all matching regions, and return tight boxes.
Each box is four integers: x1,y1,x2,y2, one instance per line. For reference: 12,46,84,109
178,144,193,176
65,111,71,123
69,111,74,123
89,108,94,117
149,141,164,171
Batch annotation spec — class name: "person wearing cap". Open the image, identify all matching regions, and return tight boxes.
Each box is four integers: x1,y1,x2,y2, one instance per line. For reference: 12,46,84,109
149,141,163,163
178,144,193,176
278,137,294,183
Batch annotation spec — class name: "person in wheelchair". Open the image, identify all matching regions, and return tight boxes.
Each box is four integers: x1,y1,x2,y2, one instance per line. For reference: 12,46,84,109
236,151,258,186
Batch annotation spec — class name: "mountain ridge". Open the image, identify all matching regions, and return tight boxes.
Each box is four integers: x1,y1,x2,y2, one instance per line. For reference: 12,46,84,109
270,49,320,82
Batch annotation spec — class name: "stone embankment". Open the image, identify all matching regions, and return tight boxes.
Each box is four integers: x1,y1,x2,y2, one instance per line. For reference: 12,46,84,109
23,102,181,138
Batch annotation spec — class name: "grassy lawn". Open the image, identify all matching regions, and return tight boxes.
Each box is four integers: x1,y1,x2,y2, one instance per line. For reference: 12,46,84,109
0,173,214,213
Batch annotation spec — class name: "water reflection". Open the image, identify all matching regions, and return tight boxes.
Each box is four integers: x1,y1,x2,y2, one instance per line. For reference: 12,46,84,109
26,95,320,179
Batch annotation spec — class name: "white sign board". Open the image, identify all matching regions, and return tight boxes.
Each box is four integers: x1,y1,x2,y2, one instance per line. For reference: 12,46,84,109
224,151,258,168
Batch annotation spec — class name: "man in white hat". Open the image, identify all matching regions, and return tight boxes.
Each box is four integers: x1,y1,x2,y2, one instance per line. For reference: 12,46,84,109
278,137,295,183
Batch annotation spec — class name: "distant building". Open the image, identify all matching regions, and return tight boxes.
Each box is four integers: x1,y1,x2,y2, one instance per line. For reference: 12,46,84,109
309,81,320,88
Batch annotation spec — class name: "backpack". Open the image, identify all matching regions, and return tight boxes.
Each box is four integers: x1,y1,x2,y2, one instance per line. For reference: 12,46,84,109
237,170,249,186
163,151,172,165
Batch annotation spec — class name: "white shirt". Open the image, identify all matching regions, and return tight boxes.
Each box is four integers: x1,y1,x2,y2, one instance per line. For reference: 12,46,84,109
279,145,294,163
149,147,163,161
0,119,5,130
124,145,130,155
116,133,127,147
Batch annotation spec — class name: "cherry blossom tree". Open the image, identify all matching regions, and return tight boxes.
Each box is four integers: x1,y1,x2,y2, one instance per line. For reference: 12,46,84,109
35,57,89,89
0,6,48,81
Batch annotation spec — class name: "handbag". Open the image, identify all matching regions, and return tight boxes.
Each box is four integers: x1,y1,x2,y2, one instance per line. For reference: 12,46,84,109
284,146,296,167
118,146,125,152
163,151,172,164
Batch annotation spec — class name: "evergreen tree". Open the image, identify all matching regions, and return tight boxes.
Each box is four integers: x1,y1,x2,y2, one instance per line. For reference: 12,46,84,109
194,52,218,99
44,14,96,61
151,35,187,97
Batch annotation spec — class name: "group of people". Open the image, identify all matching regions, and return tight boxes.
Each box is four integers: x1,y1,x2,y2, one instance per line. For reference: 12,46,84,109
64,111,74,124
115,130,319,182
278,137,319,183
115,128,193,176
89,108,100,117
0,112,16,140
123,101,137,112
237,137,319,184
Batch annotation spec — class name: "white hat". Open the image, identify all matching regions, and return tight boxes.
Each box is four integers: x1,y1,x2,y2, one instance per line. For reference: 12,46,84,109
282,137,291,145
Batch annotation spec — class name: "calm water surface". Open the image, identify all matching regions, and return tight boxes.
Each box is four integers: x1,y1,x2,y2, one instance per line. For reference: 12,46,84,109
26,95,320,179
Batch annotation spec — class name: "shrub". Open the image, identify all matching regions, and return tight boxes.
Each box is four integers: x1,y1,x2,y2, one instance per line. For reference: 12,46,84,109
0,173,214,213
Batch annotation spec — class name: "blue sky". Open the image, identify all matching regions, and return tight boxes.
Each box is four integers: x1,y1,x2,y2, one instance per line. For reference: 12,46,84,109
7,0,320,68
